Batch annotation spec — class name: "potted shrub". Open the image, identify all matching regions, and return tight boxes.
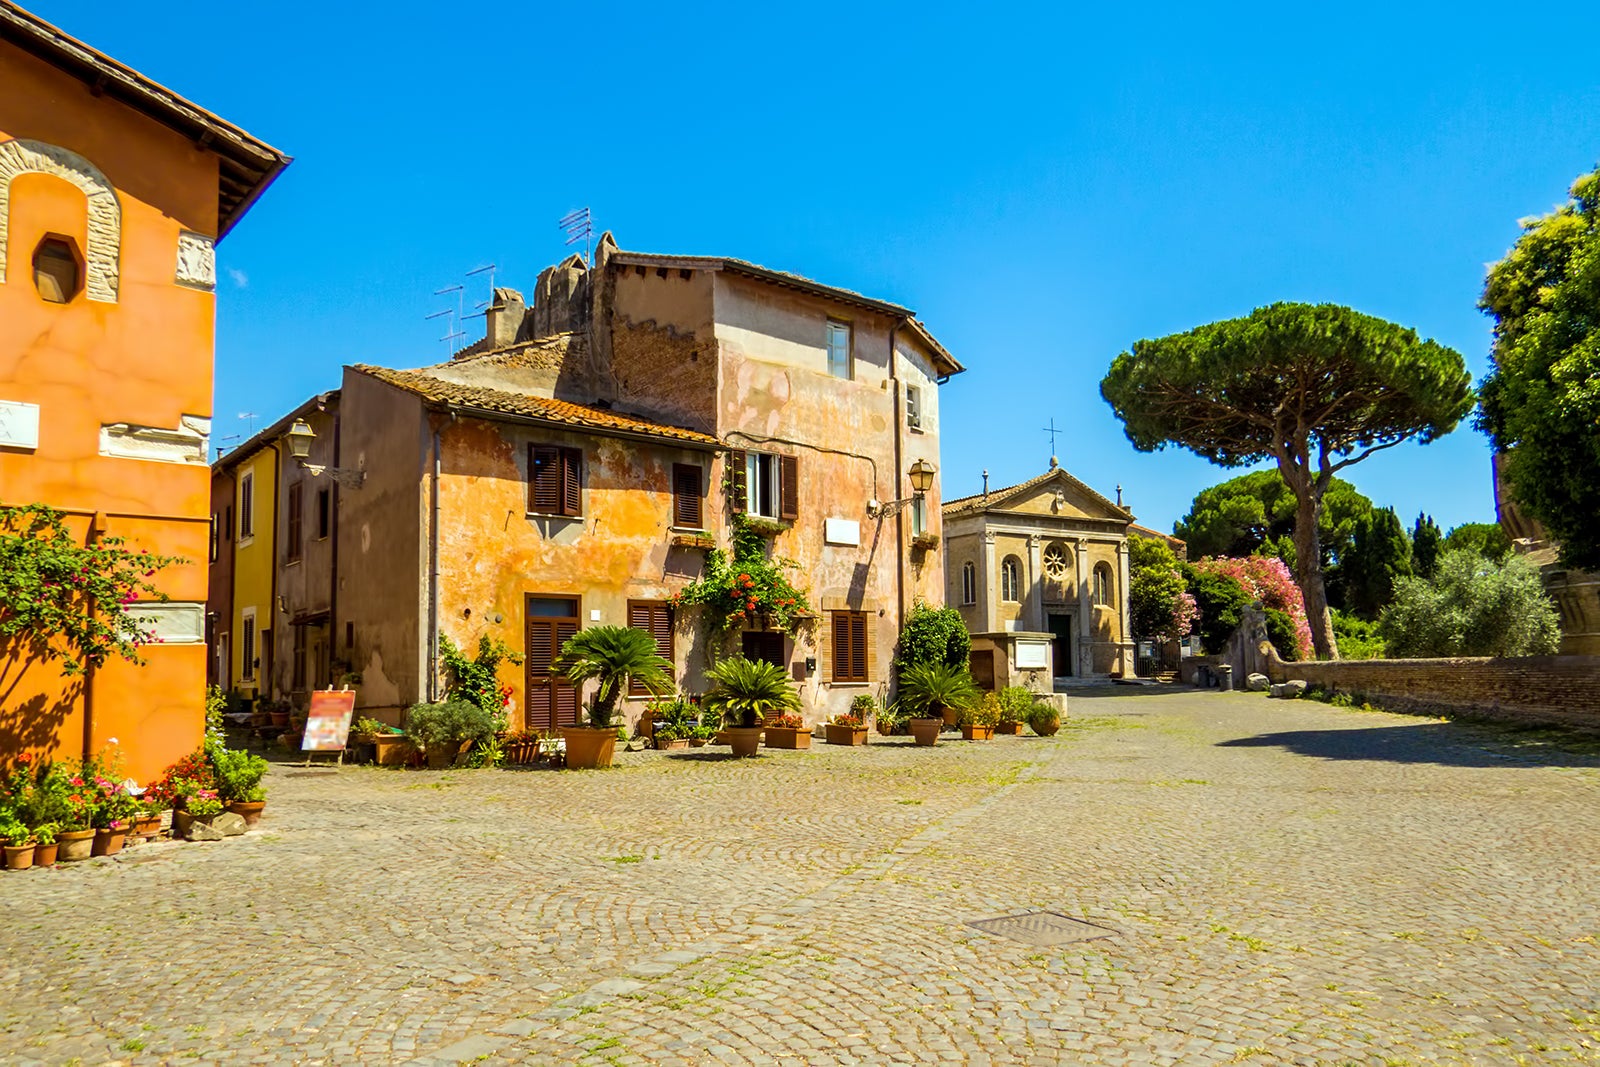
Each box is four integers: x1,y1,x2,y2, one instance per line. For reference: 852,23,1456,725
702,657,800,758
30,822,58,866
54,770,98,862
874,699,907,737
90,774,136,857
1,814,34,871
132,795,165,839
213,748,269,826
824,712,869,746
406,699,495,769
556,626,673,769
995,686,1032,735
500,730,542,765
897,663,980,746
346,716,385,765
958,691,1002,741
1027,700,1062,737
647,695,699,751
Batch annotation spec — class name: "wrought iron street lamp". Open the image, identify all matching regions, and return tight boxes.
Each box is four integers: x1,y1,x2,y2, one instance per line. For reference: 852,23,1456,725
286,418,366,489
869,458,937,518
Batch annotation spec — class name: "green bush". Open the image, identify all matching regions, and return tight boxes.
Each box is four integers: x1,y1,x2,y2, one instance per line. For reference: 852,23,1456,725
1264,609,1300,663
211,748,269,804
1181,564,1252,655
894,602,971,673
1331,610,1387,659
405,699,496,754
1027,701,1061,736
996,686,1034,724
1378,549,1560,658
958,691,1002,728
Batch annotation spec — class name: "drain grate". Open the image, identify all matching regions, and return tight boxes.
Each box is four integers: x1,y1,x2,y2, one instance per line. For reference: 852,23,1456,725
966,911,1117,946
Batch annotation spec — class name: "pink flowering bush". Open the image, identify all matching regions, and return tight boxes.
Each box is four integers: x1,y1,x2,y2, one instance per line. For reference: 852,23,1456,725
1192,555,1313,659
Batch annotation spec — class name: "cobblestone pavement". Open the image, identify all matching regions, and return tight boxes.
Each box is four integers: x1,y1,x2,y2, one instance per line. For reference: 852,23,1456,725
4,689,1600,1066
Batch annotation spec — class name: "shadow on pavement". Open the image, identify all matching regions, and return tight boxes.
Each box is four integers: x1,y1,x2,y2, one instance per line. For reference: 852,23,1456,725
1217,722,1600,769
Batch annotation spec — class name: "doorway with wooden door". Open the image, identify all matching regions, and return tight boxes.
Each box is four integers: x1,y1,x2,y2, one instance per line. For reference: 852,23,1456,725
525,595,580,732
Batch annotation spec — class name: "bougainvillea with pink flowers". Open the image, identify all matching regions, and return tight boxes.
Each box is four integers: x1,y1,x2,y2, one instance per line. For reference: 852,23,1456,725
1192,555,1313,659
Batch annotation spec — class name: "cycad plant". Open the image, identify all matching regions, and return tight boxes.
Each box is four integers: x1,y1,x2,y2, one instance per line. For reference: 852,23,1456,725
897,662,980,722
556,626,673,729
701,656,800,728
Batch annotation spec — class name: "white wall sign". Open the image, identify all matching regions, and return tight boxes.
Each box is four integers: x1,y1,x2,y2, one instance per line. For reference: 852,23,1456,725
1015,638,1050,670
132,602,206,643
0,399,40,450
823,518,860,546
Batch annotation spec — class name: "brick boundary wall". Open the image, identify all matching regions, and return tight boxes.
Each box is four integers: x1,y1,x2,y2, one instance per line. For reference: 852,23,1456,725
1183,608,1600,732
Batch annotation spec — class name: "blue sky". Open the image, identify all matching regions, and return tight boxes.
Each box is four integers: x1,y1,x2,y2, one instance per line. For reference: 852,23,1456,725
38,2,1600,535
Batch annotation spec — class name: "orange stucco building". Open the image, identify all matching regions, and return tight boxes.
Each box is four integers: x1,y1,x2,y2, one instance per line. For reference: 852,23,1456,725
0,4,288,783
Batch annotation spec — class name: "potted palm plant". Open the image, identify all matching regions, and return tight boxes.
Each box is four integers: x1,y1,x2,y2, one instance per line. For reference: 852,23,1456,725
897,663,980,747
701,657,800,758
556,626,673,769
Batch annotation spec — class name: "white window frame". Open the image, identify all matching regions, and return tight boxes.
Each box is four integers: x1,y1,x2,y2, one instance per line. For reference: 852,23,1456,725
906,384,922,431
746,451,781,520
825,320,852,380
910,496,927,537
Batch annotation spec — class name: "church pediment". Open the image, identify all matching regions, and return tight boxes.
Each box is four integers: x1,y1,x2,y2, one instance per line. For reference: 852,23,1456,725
948,466,1131,524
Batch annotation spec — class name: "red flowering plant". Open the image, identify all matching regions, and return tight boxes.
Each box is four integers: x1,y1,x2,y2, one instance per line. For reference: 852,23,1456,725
1191,555,1314,659
827,713,864,729
672,515,811,639
147,749,215,813
0,504,182,679
765,708,807,730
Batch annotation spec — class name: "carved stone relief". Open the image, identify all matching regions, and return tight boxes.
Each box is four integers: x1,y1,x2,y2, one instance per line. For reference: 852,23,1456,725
174,230,215,291
99,414,211,464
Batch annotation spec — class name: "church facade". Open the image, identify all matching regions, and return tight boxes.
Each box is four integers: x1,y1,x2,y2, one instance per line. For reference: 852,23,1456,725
942,461,1135,689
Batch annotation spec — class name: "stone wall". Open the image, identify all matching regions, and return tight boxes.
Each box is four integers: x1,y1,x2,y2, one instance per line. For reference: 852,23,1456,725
1209,608,1600,730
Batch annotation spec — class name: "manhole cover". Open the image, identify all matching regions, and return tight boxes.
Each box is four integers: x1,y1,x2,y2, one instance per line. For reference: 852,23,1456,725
966,911,1116,946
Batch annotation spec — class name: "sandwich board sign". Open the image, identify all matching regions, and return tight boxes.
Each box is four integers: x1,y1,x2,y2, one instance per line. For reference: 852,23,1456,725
302,690,357,752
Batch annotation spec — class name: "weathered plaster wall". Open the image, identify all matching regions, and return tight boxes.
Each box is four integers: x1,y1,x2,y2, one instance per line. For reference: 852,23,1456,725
433,414,715,732
229,448,277,696
603,266,719,434
334,372,427,721
274,402,339,700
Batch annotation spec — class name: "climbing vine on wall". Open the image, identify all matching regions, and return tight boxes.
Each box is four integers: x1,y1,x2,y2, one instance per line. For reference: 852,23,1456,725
672,515,812,638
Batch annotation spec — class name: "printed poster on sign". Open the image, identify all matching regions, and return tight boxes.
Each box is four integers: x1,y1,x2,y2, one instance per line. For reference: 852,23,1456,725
302,690,357,751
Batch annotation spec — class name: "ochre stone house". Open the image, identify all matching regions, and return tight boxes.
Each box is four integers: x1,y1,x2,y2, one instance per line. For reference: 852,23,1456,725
942,461,1136,690
214,234,962,731
0,3,287,782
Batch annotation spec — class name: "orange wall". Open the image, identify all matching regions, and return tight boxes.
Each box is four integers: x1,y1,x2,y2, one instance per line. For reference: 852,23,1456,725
0,39,223,784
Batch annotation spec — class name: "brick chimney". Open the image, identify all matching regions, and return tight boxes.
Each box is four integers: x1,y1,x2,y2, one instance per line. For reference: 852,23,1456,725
485,287,525,348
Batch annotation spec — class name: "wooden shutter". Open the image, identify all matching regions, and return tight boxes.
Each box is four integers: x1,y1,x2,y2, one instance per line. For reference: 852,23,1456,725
673,464,703,528
728,450,747,514
779,454,799,521
628,601,674,695
560,448,582,516
831,611,867,683
527,613,581,731
286,483,303,562
553,619,579,725
530,446,560,512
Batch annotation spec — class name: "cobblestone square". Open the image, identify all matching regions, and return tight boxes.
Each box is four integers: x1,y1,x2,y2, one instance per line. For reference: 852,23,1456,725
4,688,1599,1066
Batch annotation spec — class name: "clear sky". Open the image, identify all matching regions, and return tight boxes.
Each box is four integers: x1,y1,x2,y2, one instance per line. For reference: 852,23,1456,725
35,1,1600,535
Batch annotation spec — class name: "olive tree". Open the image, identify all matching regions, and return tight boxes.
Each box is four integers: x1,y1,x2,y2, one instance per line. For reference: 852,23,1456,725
1101,303,1472,658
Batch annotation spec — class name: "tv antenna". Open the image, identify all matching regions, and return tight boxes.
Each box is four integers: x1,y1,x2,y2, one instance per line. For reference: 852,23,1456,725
463,264,498,326
237,412,258,436
424,307,462,354
560,207,593,266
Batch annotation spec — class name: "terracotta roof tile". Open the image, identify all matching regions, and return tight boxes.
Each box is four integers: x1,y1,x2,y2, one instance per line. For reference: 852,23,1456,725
352,365,719,447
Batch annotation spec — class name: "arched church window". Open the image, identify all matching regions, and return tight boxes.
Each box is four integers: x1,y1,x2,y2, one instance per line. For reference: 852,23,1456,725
33,236,81,303
1093,563,1114,607
961,561,976,605
1001,556,1022,602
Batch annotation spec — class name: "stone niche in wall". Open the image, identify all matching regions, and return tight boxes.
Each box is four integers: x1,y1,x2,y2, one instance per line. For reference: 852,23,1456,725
99,415,210,464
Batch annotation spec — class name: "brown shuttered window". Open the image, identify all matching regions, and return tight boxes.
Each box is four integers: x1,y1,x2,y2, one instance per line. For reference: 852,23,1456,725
286,483,303,562
672,464,703,528
831,611,868,683
728,449,748,514
529,445,583,517
627,600,674,696
779,455,799,521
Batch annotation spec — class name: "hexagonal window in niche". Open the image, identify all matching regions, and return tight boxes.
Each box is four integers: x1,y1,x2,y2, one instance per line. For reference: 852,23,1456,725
33,235,83,304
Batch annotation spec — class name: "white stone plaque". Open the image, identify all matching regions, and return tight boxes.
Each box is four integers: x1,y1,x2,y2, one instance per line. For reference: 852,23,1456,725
0,399,40,449
823,518,860,546
131,602,205,643
1015,639,1050,670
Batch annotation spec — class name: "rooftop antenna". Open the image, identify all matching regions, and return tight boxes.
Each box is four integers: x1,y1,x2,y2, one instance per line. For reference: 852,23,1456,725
560,207,593,266
424,308,462,354
213,432,241,460
237,411,258,436
1043,418,1062,467
433,284,464,350
466,262,497,301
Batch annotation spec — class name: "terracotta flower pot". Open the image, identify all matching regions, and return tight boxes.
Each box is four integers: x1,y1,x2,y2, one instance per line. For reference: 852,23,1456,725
425,743,458,769
909,718,943,746
133,813,163,839
4,843,36,871
994,720,1024,735
373,734,409,767
270,711,291,729
825,724,868,746
226,800,266,827
688,737,708,748
763,726,811,750
33,841,58,866
656,737,691,751
940,707,958,728
724,726,763,758
561,726,618,769
92,827,128,857
56,828,95,862
961,724,995,741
